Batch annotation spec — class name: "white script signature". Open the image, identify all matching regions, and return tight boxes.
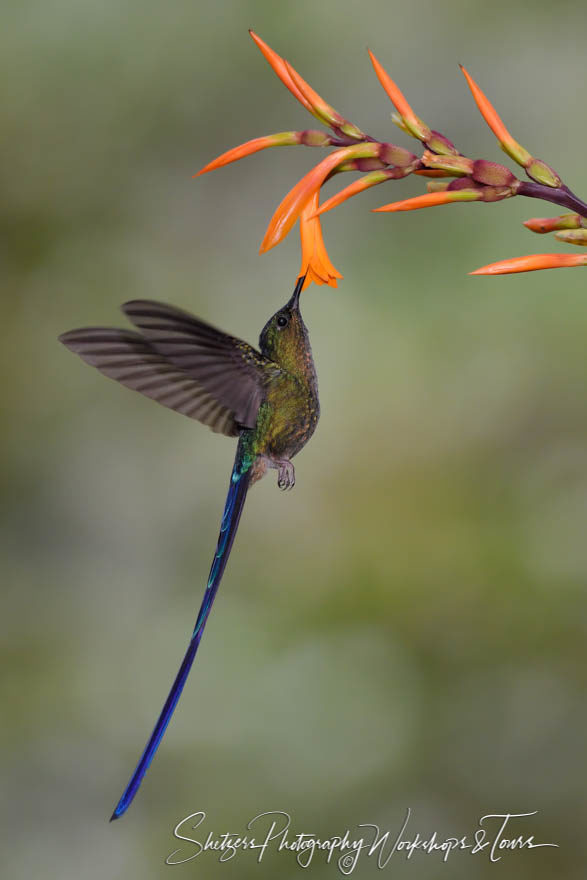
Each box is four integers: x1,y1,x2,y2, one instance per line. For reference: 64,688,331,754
165,808,558,873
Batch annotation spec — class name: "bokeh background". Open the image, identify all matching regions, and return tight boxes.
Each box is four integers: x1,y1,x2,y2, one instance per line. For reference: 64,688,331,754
2,1,587,877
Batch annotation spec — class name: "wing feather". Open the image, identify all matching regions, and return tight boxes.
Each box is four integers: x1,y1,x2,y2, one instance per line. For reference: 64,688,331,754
59,328,240,436
122,300,277,429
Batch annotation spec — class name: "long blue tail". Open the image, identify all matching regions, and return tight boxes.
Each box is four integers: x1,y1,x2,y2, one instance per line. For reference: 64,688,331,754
110,459,251,820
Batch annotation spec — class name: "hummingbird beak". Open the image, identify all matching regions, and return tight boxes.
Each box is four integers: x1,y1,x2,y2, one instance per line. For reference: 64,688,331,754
287,274,306,311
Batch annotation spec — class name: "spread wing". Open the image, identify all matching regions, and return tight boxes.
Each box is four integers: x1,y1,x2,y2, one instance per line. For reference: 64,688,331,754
59,327,241,436
121,300,277,429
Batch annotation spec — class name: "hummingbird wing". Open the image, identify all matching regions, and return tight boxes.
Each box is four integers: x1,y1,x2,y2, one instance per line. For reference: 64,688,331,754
122,300,276,431
59,327,240,436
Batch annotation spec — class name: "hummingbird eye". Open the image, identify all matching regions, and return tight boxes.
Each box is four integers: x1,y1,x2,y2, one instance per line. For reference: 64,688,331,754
276,314,288,329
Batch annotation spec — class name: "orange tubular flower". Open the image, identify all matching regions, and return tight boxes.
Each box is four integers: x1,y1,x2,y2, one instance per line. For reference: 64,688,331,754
368,50,431,142
284,60,341,126
312,169,402,218
196,129,334,177
299,192,343,289
249,30,316,116
250,31,363,139
459,65,561,188
283,60,365,139
260,142,381,252
459,65,531,168
373,189,481,212
196,132,301,176
470,253,587,275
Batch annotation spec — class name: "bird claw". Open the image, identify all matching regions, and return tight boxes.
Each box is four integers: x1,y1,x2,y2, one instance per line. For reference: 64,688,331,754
277,461,295,491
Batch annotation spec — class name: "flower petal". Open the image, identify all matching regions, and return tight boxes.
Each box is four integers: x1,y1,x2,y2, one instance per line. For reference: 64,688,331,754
299,192,342,288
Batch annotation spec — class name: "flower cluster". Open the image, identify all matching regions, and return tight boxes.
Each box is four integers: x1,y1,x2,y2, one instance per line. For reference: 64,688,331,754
198,31,587,280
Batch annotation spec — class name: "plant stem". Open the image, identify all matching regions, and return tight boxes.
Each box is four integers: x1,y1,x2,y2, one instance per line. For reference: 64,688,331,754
518,181,587,220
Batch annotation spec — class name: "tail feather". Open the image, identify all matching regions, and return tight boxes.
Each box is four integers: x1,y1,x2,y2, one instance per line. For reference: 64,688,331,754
110,460,251,820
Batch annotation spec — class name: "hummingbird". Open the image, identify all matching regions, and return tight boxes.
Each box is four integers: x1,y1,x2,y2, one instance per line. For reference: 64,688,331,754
59,274,319,819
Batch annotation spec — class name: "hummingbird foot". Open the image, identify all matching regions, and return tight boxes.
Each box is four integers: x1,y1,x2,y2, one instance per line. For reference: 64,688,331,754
276,460,295,491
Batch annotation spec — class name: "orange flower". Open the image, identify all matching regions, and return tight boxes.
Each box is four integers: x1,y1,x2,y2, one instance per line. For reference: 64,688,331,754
283,60,344,132
373,189,482,212
196,129,334,177
459,65,531,166
460,68,559,185
249,31,363,138
311,168,408,218
299,192,343,289
260,142,381,252
249,30,316,117
470,253,587,275
196,132,301,176
368,51,431,142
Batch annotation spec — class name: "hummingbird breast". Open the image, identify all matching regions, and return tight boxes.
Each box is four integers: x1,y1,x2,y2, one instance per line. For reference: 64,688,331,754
256,371,320,462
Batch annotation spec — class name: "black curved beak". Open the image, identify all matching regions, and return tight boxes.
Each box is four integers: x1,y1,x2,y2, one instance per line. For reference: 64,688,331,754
287,274,306,311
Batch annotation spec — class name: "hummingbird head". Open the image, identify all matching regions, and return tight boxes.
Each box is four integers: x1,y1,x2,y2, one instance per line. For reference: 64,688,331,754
259,275,311,371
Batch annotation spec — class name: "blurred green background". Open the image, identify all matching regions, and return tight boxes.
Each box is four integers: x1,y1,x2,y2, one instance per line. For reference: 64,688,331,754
2,1,586,877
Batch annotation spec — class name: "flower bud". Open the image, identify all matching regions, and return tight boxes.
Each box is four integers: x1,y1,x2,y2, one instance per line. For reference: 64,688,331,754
300,130,335,147
379,143,418,167
426,181,451,193
554,229,587,246
423,151,474,176
391,113,411,135
472,160,517,187
525,158,561,188
524,214,581,233
480,185,515,203
425,131,459,156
